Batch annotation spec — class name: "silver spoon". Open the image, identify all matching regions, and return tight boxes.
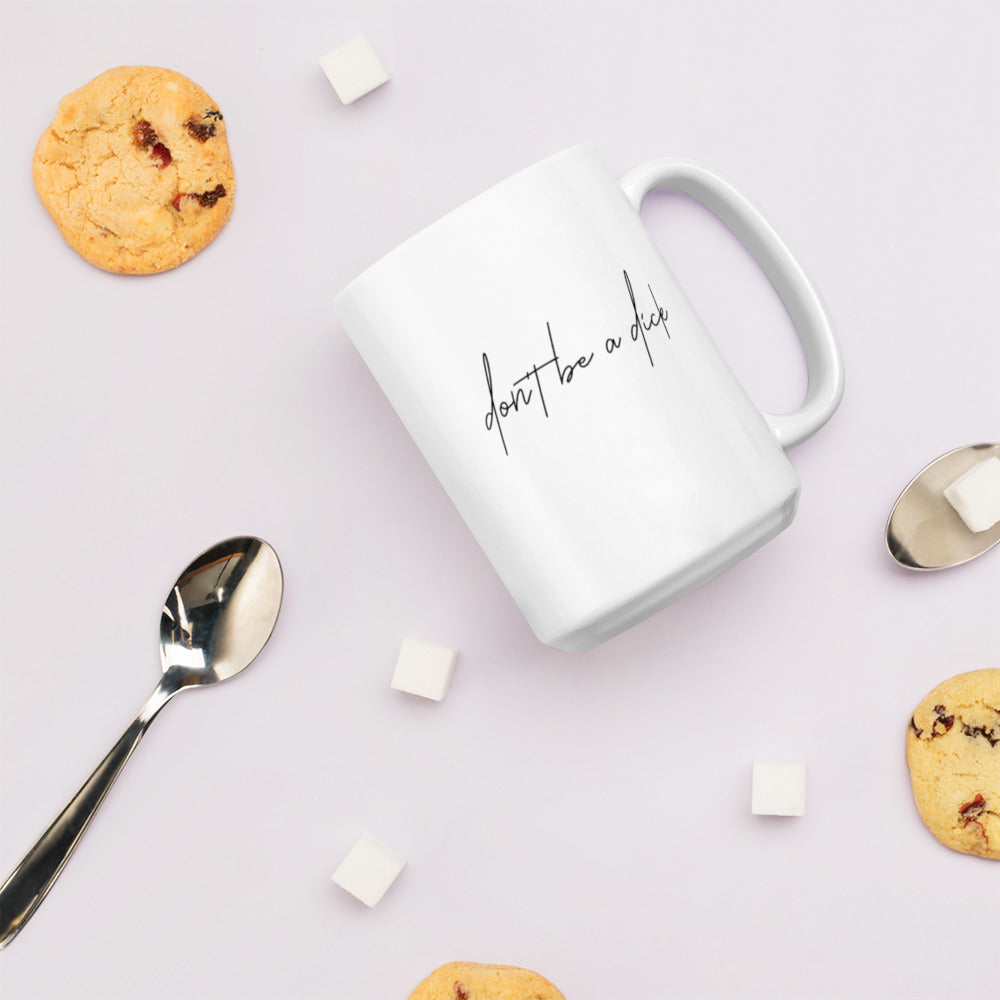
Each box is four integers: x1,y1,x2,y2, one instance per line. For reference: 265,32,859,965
0,536,283,948
886,443,1000,569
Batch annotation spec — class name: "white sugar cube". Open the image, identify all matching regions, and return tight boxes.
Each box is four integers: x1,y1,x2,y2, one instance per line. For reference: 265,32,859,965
319,35,390,105
751,760,806,816
391,636,458,701
331,833,406,907
944,456,1000,533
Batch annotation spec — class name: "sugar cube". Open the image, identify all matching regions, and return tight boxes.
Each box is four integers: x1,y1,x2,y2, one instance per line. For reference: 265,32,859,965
751,760,806,816
331,833,406,907
319,35,390,105
944,456,1000,533
391,636,458,701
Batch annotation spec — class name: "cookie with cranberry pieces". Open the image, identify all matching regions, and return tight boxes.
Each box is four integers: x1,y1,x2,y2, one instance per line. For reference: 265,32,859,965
33,66,234,274
906,668,1000,860
408,962,566,1000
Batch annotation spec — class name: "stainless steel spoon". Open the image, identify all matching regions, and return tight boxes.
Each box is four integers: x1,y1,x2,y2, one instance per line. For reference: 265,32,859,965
0,536,283,948
886,443,1000,569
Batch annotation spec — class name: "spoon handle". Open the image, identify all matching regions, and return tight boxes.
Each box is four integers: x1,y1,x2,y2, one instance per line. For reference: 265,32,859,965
0,684,171,948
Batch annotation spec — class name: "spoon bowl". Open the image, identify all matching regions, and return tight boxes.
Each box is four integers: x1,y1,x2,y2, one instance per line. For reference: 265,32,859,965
160,536,284,685
886,443,1000,570
0,536,283,948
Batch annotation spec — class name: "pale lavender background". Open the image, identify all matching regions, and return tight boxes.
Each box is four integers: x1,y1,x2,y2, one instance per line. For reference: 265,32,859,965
1,2,998,998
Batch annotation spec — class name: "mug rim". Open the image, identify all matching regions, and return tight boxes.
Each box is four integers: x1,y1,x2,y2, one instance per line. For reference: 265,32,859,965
333,142,598,308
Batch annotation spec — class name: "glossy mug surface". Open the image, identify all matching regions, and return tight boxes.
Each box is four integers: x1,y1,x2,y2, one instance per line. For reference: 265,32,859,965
335,144,844,651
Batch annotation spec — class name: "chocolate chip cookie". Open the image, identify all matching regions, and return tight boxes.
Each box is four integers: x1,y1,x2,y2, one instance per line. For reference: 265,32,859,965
408,962,566,1000
33,66,234,274
906,668,1000,859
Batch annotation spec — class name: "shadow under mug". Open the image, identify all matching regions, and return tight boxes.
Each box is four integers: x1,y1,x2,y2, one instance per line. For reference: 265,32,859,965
335,144,844,651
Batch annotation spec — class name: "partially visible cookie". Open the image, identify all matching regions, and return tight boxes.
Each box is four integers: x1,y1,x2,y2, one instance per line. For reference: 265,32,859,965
906,668,1000,860
408,962,566,1000
33,66,234,274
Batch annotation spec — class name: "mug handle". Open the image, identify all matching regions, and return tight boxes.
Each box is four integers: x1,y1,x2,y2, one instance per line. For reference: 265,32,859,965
619,158,844,449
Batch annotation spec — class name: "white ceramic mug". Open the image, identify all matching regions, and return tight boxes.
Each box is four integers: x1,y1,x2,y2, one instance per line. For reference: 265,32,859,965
334,144,844,651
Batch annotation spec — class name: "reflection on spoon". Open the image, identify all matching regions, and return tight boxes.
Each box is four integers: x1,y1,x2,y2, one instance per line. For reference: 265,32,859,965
886,443,1000,570
0,536,283,948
